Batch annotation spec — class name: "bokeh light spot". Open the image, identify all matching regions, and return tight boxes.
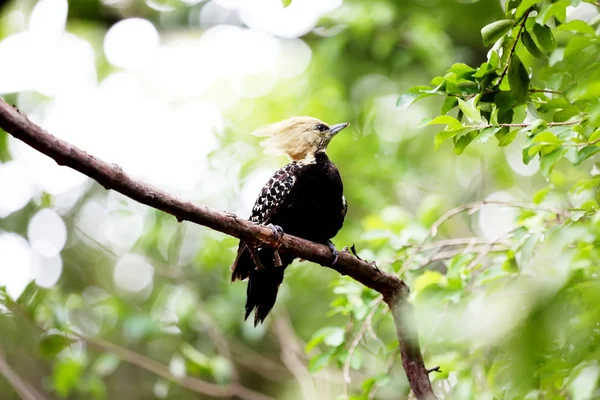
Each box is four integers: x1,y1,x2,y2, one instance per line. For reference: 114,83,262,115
0,161,35,218
28,208,68,257
0,233,34,299
478,192,518,241
104,18,160,69
113,254,154,293
33,253,63,288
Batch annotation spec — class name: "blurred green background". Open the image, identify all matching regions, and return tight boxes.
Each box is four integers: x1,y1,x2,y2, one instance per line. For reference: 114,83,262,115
1,0,600,399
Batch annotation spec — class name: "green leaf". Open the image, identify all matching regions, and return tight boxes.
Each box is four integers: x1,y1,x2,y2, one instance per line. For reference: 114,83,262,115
508,54,530,103
576,146,600,165
397,86,433,111
533,186,551,203
536,1,568,24
306,327,345,352
540,147,567,177
505,0,521,14
529,119,547,134
435,129,463,149
52,358,83,397
448,63,476,77
558,20,595,34
515,0,539,20
502,251,519,272
427,115,462,129
532,23,556,53
532,131,562,145
281,0,292,7
40,334,73,358
454,130,478,154
441,96,458,114
481,19,515,46
477,127,500,144
347,349,363,370
323,327,345,346
498,129,518,147
92,354,120,377
458,98,481,122
589,129,600,144
181,343,210,368
413,270,447,294
522,30,545,58
308,351,332,373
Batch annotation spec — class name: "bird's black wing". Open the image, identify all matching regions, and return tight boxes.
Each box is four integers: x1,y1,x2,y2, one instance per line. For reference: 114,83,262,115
231,162,301,281
249,162,300,225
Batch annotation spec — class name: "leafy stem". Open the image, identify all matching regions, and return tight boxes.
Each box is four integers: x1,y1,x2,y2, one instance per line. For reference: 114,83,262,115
457,88,563,100
473,119,584,130
497,8,533,87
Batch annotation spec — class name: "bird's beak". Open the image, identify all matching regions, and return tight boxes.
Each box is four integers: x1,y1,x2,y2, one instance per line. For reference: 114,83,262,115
328,122,350,136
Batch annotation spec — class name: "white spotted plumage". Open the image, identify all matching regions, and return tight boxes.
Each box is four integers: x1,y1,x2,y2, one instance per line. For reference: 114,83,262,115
250,162,301,224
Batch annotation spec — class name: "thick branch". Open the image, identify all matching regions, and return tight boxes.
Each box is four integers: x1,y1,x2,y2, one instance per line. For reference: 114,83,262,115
0,99,436,399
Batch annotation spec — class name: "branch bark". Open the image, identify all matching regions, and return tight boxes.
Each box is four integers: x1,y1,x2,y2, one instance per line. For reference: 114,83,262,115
0,349,48,400
0,99,436,400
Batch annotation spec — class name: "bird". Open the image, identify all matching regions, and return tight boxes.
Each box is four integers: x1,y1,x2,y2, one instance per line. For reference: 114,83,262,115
231,116,349,326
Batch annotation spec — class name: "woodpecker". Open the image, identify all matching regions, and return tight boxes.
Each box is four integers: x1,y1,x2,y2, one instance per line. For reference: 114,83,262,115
231,116,349,326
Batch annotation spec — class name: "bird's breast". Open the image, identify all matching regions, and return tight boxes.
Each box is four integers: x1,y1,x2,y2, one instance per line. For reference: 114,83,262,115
274,160,345,241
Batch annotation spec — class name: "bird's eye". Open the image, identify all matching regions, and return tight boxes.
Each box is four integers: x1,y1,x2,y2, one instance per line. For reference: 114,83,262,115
316,124,328,132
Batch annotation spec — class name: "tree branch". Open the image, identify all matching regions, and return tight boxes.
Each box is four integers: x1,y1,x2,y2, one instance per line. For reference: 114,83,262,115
0,99,437,399
79,334,273,400
0,349,48,400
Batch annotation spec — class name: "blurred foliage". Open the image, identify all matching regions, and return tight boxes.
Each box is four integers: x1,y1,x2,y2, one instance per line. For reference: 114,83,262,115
1,0,600,399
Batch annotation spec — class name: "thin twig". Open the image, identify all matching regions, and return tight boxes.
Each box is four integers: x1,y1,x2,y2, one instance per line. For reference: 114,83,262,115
473,119,583,130
0,349,48,400
461,88,563,100
400,200,569,274
426,366,441,374
415,244,510,270
229,342,291,381
273,315,318,400
497,9,532,86
369,349,400,400
529,89,563,94
343,298,382,394
420,237,494,250
465,226,522,272
583,0,600,6
197,311,241,384
78,334,273,400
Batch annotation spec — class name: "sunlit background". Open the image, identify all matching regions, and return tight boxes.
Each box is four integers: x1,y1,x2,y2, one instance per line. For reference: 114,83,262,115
0,0,599,399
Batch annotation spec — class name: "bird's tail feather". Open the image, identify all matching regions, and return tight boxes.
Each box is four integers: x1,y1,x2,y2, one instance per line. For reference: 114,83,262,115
231,243,252,282
232,244,290,325
245,266,285,326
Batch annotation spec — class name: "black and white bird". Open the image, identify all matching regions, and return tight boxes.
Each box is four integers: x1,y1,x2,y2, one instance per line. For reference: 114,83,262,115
231,116,349,325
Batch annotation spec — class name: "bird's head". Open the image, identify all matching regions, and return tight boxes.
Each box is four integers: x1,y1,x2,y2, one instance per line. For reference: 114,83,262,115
253,116,349,163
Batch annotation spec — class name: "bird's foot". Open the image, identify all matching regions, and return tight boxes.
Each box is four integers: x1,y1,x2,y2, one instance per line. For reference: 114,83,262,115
326,240,339,265
273,249,283,267
266,224,284,248
266,224,285,267
248,247,266,270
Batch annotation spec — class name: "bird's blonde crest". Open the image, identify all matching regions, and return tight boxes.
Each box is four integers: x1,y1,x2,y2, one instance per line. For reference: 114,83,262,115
252,117,327,162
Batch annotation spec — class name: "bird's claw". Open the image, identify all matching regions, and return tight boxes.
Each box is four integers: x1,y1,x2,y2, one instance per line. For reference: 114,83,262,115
266,224,285,267
267,224,284,247
248,247,266,270
326,240,339,265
